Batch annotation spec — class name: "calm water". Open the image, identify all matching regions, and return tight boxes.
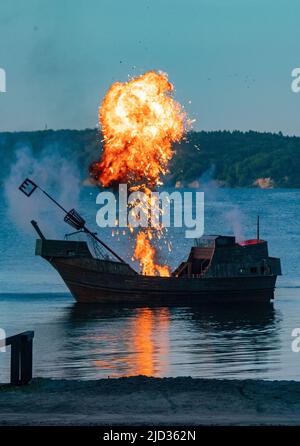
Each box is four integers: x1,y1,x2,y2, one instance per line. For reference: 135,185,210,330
1,188,300,381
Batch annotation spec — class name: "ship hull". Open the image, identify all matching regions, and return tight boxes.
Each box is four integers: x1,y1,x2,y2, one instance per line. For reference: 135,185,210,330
51,258,277,304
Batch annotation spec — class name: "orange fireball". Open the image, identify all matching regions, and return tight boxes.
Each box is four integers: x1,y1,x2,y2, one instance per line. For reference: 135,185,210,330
91,70,185,187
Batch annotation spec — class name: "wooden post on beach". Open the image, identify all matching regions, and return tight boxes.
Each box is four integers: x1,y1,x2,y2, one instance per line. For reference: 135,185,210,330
5,331,34,385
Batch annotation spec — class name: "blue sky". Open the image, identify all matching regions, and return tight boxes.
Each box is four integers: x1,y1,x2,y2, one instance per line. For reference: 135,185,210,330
0,0,299,134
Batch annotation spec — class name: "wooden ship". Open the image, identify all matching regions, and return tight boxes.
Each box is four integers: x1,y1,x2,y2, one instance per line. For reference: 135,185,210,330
20,178,281,304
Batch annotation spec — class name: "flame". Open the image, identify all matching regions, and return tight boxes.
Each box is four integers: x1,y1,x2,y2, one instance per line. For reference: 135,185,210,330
133,230,170,277
92,70,186,276
91,70,184,187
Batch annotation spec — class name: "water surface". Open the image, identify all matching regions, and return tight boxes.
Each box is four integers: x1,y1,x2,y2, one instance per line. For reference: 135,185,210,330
1,188,300,381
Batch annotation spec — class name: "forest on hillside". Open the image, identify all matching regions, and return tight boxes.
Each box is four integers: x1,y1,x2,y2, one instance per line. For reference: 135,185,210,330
0,128,299,188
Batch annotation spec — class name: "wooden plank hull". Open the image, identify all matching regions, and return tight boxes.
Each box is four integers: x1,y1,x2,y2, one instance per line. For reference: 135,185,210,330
51,258,277,304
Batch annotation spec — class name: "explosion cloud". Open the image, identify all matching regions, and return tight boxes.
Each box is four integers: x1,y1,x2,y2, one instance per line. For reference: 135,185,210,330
91,70,186,275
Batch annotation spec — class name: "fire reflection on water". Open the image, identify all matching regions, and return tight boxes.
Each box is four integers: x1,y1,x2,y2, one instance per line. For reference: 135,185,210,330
93,307,170,377
131,308,169,376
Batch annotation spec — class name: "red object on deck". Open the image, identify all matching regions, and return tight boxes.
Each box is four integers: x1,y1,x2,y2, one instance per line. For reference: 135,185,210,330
239,239,264,246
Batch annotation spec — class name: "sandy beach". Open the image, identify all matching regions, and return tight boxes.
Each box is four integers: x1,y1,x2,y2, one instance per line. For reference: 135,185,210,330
0,376,300,425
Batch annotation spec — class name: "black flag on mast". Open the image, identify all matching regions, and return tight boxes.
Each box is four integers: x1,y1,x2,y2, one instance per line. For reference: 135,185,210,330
18,177,126,263
19,178,38,197
19,178,85,229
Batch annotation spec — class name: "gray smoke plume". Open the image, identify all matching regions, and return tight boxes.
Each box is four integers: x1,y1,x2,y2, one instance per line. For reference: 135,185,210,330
4,145,81,237
198,165,246,240
223,207,245,242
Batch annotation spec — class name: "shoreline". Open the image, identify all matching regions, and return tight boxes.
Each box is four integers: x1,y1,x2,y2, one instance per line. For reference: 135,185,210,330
1,376,300,426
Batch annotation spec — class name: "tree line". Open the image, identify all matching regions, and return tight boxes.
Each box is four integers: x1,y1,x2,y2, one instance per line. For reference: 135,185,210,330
0,128,298,187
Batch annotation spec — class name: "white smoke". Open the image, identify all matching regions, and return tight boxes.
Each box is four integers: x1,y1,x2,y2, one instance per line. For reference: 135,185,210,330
223,207,245,242
198,165,246,241
4,145,81,238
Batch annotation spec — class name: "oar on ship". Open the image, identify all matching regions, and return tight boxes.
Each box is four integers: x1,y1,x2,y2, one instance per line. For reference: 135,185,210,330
18,177,126,264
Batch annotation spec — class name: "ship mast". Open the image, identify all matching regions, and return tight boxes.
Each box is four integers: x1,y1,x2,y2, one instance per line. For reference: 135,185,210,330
19,178,126,264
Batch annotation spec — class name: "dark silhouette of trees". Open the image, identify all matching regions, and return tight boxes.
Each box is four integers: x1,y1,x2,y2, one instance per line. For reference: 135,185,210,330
1,128,299,187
